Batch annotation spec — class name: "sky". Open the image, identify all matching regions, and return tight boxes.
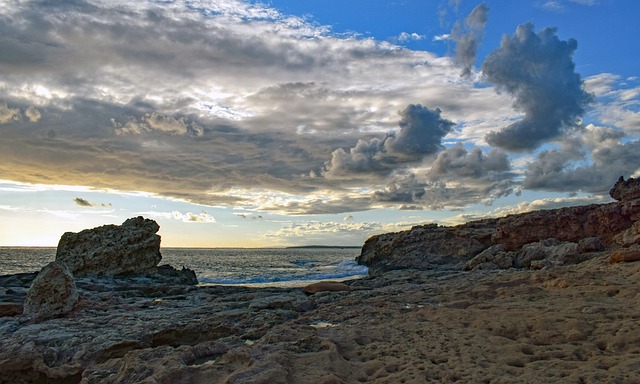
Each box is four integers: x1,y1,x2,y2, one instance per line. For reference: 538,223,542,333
1,0,640,247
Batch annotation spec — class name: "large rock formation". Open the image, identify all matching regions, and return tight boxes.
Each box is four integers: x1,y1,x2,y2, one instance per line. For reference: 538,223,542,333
357,220,496,275
23,262,79,322
359,177,640,275
56,216,162,277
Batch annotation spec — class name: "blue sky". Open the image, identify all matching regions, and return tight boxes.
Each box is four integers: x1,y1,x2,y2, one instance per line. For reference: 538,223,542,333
1,0,639,247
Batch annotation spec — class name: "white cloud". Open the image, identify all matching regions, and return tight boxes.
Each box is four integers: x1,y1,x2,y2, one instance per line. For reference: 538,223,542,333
137,210,216,223
433,34,451,42
24,106,41,122
0,103,20,124
396,32,426,42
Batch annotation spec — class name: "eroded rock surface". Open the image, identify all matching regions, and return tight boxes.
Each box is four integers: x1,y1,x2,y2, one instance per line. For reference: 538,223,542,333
23,262,79,322
56,216,162,277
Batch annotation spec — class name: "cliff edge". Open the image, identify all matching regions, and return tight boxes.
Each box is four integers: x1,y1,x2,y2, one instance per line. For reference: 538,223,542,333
358,176,640,275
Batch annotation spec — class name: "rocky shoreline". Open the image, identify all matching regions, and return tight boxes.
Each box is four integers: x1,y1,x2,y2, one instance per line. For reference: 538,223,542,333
2,177,640,383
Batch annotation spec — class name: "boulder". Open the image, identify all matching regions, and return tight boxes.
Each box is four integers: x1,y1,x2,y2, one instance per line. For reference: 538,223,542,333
578,237,605,253
154,265,199,285
55,216,162,277
514,238,579,269
463,244,514,271
609,176,640,202
23,262,79,322
303,281,351,295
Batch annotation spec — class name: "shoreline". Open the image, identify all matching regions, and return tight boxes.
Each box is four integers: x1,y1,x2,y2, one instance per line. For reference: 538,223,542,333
3,254,640,382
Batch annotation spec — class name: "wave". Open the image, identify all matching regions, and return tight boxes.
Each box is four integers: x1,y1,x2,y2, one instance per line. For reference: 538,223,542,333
198,259,368,286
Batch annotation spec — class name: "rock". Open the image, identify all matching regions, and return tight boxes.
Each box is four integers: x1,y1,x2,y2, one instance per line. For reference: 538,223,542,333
463,244,514,271
578,237,605,253
23,262,79,322
614,220,640,247
492,203,635,251
0,303,23,317
357,220,496,275
249,293,313,311
154,265,199,285
303,281,351,295
609,246,640,264
514,238,579,269
55,216,162,277
609,176,640,201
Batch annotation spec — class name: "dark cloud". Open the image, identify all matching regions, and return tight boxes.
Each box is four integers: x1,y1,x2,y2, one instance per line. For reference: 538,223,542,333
452,3,489,76
73,197,93,207
323,105,454,179
428,144,510,179
387,105,455,158
372,145,515,209
524,133,640,194
482,23,593,151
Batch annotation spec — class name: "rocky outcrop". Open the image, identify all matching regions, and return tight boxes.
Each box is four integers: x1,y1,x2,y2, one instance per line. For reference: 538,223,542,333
56,216,162,277
609,176,640,201
491,203,633,252
23,262,79,322
360,177,640,275
357,220,496,275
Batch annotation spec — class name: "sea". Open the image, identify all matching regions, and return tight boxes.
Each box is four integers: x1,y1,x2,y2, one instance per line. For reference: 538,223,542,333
0,247,368,287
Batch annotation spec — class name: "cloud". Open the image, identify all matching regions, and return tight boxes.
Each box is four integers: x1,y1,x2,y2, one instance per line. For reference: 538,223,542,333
140,210,216,223
0,0,628,218
482,23,593,151
569,0,598,5
433,34,451,42
24,106,41,122
584,74,640,135
523,124,640,194
583,73,619,97
451,3,489,76
322,104,455,179
234,213,263,220
0,103,21,124
73,197,93,207
438,194,609,226
372,144,515,209
112,112,204,137
396,32,426,43
540,1,566,12
72,197,112,207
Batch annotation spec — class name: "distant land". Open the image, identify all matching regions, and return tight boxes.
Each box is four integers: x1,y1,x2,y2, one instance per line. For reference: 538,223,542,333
286,245,361,249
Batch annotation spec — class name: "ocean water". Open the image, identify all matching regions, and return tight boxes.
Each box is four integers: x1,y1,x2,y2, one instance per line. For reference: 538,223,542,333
0,247,368,287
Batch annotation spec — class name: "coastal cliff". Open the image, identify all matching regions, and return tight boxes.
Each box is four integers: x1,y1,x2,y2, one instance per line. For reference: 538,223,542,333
358,176,640,275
